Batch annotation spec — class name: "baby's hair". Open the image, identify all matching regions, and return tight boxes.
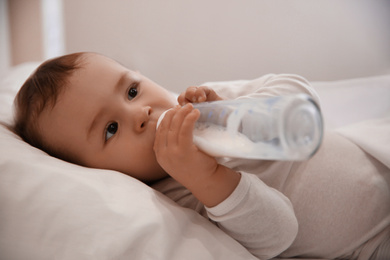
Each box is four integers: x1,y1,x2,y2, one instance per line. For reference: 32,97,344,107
14,52,86,160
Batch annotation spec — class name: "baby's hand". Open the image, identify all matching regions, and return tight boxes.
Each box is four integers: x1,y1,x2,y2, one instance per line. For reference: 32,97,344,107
178,86,224,106
154,103,240,207
154,104,218,186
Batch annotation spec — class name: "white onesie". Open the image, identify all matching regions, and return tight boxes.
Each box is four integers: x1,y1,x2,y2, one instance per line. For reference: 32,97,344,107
153,74,390,260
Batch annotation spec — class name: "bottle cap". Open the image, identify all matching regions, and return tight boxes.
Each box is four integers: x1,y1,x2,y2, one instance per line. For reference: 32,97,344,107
284,96,323,158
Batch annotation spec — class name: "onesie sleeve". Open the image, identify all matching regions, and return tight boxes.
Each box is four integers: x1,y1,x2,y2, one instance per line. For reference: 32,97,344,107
152,174,298,259
205,173,298,260
204,74,321,106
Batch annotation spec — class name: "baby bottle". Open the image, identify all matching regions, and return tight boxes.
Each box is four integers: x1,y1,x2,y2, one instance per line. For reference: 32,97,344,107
157,94,323,161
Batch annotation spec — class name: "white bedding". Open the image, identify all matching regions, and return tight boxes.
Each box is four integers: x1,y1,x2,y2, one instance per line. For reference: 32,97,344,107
1,63,389,260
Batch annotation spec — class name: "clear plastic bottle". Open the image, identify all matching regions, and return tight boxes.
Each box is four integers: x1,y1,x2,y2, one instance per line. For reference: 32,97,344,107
157,94,323,160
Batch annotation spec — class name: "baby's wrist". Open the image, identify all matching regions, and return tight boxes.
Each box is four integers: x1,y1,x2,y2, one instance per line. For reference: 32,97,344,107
188,165,241,208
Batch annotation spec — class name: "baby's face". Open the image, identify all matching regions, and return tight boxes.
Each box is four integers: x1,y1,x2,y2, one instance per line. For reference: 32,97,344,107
38,53,177,182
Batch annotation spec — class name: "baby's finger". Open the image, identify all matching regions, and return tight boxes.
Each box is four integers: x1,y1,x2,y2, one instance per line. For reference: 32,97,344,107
154,107,176,150
178,86,201,105
167,104,193,145
186,86,199,103
178,107,200,148
177,92,186,106
194,87,207,103
199,86,223,102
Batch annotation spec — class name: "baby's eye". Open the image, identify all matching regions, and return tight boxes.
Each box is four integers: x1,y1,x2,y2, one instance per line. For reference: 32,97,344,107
128,87,138,100
105,122,118,141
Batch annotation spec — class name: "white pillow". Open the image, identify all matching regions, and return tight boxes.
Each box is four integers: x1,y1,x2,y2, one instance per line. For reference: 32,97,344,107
0,63,256,260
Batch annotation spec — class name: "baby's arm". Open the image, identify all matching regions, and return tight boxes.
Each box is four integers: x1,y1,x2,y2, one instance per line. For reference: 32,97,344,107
205,74,320,104
206,173,298,259
155,85,298,258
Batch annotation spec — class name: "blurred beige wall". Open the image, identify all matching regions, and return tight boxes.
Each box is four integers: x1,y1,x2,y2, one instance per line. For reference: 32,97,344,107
8,0,44,65
0,0,10,71
62,0,390,93
5,0,390,93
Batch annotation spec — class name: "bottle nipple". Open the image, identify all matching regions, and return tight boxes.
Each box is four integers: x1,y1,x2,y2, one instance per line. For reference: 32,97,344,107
156,109,171,129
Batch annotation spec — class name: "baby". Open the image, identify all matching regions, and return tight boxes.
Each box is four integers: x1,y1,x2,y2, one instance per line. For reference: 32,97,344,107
14,52,389,260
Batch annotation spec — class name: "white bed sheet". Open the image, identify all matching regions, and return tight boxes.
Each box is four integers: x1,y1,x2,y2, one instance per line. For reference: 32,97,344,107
0,63,389,260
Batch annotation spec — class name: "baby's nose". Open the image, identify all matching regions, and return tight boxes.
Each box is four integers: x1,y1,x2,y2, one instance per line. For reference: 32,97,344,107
135,106,151,132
